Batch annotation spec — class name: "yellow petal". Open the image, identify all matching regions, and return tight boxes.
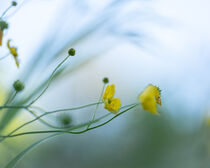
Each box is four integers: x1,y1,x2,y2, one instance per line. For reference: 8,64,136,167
7,39,11,48
103,84,115,101
7,40,18,57
139,84,161,114
9,47,18,57
7,40,19,68
139,94,158,114
104,98,121,114
14,57,19,68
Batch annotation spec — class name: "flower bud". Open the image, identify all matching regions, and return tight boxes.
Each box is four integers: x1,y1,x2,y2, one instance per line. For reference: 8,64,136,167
0,20,8,46
13,80,24,92
68,48,76,56
59,114,72,127
103,77,109,84
12,1,17,6
0,20,8,31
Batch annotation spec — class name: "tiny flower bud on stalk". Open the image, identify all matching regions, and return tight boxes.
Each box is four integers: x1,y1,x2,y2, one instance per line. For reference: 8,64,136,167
12,1,17,6
103,77,109,84
68,48,76,56
13,80,24,92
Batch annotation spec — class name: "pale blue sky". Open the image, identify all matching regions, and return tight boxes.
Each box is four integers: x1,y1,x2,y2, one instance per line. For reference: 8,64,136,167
0,0,210,130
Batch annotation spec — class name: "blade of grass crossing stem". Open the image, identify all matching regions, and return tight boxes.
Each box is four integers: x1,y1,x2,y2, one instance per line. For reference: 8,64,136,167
0,61,65,132
4,133,62,168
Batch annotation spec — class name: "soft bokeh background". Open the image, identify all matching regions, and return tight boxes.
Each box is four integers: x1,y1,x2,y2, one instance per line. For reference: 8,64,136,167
0,0,210,167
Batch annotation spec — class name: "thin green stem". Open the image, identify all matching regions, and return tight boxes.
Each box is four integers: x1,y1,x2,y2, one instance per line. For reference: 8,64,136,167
4,0,27,20
0,5,13,18
0,53,9,61
26,108,74,129
3,91,18,106
0,102,103,142
0,105,28,110
0,113,111,142
120,103,139,109
87,84,106,129
0,104,138,139
30,102,103,114
28,54,71,106
87,104,138,131
0,101,102,112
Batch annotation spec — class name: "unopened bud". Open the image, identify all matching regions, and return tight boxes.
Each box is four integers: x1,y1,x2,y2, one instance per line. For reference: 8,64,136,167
13,80,24,92
68,48,76,56
58,114,72,127
12,1,17,6
103,77,109,84
0,20,8,31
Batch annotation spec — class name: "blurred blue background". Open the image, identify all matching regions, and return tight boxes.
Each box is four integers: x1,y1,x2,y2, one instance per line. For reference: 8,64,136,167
0,0,210,167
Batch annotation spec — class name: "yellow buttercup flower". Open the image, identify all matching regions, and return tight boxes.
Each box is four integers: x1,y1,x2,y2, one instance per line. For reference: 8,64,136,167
7,40,19,68
103,84,121,114
139,84,161,115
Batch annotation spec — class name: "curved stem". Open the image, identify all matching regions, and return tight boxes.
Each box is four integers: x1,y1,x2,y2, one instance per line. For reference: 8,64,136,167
0,102,103,142
4,0,28,20
0,113,111,142
26,108,75,129
0,104,138,139
28,54,71,106
3,91,18,106
87,104,138,131
87,84,105,129
0,53,9,61
0,5,13,18
0,105,28,110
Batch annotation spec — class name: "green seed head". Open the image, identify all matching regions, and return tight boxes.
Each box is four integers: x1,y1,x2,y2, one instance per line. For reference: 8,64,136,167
59,114,72,127
12,1,17,6
68,48,76,56
0,20,8,30
13,80,24,92
103,77,109,84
